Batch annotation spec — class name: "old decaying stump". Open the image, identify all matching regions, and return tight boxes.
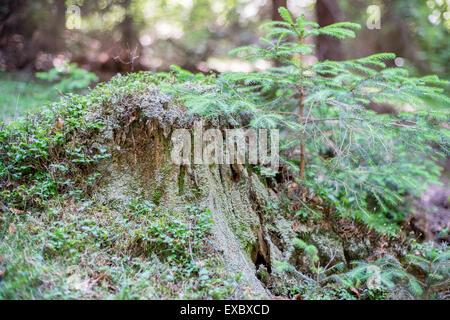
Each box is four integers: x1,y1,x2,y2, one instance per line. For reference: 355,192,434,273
89,87,286,296
84,86,394,297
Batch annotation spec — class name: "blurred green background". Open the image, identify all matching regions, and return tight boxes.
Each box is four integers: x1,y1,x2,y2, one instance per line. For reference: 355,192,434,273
1,0,449,120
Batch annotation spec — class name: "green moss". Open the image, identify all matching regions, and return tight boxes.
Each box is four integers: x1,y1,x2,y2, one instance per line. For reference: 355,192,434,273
178,166,186,195
152,188,163,205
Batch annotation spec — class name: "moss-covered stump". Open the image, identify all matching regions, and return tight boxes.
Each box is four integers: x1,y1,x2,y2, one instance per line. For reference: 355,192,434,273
0,73,430,300
64,82,382,297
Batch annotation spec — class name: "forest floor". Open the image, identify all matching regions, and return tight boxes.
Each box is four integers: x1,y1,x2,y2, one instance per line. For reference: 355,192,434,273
0,72,448,300
0,72,57,122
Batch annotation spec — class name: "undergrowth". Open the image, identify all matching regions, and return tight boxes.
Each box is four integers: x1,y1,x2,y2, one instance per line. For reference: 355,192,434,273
0,199,239,299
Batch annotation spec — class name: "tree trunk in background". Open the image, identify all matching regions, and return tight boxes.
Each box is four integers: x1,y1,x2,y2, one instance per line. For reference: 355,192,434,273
54,0,66,51
316,0,343,61
272,0,287,67
272,0,287,21
117,0,141,72
0,0,67,70
0,0,37,70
